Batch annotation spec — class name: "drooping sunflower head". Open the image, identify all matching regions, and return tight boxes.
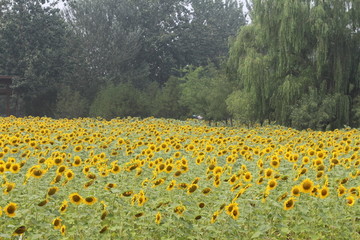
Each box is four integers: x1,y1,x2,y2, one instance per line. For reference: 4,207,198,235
225,202,238,216
202,187,212,195
187,184,198,194
52,217,62,230
155,212,161,224
283,197,296,210
48,187,59,196
31,168,45,179
337,184,347,197
13,226,26,236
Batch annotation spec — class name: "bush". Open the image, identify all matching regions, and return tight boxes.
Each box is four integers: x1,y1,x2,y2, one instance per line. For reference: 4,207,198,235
89,82,148,119
55,85,89,118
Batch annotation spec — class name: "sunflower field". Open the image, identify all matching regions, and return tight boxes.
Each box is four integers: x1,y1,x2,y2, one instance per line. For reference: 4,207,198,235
0,116,359,239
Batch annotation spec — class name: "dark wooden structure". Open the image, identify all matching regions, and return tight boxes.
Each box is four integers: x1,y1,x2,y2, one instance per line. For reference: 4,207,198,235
0,75,14,116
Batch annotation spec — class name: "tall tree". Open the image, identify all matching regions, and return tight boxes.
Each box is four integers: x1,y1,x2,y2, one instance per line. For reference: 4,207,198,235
179,63,232,122
227,0,360,129
0,0,74,116
65,0,246,86
64,0,148,91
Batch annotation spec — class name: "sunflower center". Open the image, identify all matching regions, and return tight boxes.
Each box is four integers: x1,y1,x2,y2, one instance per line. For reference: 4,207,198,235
7,206,15,214
303,182,311,190
72,195,81,202
286,200,294,208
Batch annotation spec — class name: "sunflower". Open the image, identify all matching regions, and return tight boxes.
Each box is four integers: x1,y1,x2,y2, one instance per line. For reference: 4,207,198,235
213,179,221,187
60,225,66,236
152,178,165,188
111,164,121,174
59,201,68,213
337,185,346,197
300,178,314,193
84,196,97,205
52,217,62,230
319,186,330,199
121,191,133,197
346,196,355,206
165,164,173,173
99,226,108,233
174,205,186,215
38,199,49,207
101,210,108,220
138,195,148,206
56,165,67,175
10,163,20,173
134,212,144,218
302,156,310,164
243,172,252,182
13,226,26,236
69,193,83,205
65,170,75,180
187,184,198,194
174,170,182,177
264,168,274,178
31,168,45,178
283,197,296,210
202,187,212,195
267,179,277,190
155,212,161,224
210,211,220,224
198,202,205,208
231,208,240,220
270,159,280,168
72,156,82,167
51,174,62,184
73,145,83,152
53,157,64,166
213,166,223,175
229,175,238,185
4,202,17,217
291,185,301,197
48,187,59,196
3,182,15,194
105,183,117,191
166,180,176,191
225,202,238,216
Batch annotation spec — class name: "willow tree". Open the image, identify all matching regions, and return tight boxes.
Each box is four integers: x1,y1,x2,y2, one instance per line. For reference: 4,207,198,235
227,0,360,129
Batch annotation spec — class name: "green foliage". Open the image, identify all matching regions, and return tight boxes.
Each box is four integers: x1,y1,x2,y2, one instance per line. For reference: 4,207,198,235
65,0,245,86
179,63,232,121
152,77,188,119
89,82,149,119
290,88,336,130
0,0,76,116
226,89,256,125
227,0,360,129
55,85,89,119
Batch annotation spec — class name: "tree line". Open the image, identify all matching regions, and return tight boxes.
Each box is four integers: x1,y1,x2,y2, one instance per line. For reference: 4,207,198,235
0,0,359,130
